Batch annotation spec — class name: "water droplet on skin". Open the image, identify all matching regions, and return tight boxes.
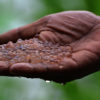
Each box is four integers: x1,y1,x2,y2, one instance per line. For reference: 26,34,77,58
46,80,50,83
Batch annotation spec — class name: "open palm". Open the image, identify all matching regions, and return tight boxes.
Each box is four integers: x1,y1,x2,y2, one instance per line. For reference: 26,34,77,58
0,11,100,83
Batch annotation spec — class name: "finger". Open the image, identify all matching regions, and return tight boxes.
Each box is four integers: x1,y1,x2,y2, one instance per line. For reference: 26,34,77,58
9,63,33,77
0,16,50,45
10,63,57,76
9,56,79,83
9,62,68,82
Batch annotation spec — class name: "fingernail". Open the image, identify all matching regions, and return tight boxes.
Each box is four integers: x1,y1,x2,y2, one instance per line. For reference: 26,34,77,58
10,63,33,74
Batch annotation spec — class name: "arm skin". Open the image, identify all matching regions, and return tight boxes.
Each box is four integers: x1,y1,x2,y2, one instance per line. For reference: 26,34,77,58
0,11,100,83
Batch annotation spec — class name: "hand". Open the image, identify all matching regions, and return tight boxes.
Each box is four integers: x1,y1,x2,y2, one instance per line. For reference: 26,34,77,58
0,11,100,83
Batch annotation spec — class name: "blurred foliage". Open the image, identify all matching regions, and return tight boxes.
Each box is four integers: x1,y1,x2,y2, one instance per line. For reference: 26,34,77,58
0,0,100,100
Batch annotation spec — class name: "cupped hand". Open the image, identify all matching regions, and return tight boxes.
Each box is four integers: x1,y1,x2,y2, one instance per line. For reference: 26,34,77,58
0,11,100,83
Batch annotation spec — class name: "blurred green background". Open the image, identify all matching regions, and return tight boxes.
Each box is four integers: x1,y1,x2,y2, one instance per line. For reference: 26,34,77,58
0,0,100,100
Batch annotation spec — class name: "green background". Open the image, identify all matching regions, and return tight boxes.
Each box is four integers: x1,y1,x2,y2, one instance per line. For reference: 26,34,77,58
0,0,100,100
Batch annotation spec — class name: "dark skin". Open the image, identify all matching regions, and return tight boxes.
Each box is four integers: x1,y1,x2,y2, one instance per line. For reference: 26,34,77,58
0,11,100,83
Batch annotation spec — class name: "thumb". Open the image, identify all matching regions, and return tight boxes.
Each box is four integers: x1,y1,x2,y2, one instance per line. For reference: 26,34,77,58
0,16,50,44
0,23,37,44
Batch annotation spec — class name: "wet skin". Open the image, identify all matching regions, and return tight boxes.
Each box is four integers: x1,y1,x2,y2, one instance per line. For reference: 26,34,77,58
0,11,100,83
